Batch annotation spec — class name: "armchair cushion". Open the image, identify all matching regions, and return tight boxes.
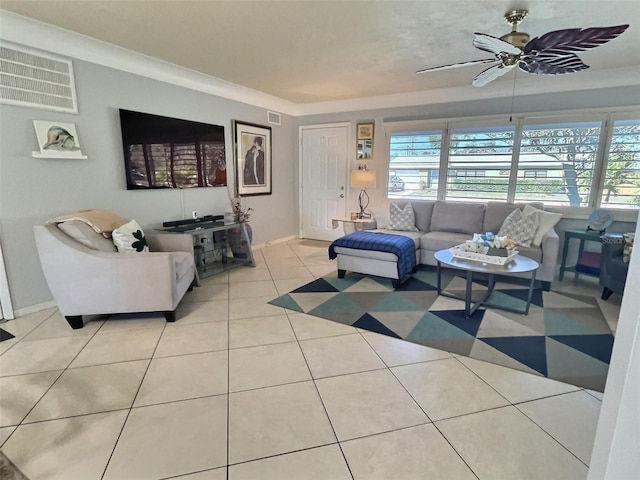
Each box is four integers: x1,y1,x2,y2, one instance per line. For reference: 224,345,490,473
50,209,126,237
112,219,150,253
57,220,116,252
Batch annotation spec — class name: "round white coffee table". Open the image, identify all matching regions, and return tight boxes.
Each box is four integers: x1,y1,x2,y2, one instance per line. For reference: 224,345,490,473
434,249,540,318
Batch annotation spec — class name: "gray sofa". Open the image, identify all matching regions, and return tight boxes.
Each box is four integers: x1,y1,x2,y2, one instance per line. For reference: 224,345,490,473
333,200,560,290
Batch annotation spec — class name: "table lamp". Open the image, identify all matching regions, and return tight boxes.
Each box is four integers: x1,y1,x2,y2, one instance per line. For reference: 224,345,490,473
350,165,377,218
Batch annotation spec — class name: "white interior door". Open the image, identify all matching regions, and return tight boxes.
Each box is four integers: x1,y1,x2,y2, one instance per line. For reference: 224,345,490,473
300,124,349,241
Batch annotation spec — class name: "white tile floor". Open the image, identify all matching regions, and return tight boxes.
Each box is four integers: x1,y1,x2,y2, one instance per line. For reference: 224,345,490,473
0,238,621,480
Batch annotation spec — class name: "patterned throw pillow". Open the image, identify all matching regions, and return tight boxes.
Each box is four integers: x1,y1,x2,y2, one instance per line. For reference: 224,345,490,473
497,208,539,247
112,219,149,253
389,202,418,232
623,233,634,263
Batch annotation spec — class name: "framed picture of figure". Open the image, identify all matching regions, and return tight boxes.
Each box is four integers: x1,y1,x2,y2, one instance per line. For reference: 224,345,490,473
233,120,272,196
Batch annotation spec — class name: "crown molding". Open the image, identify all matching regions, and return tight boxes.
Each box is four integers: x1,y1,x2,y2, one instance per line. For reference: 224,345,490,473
0,11,299,115
294,66,640,116
2,11,637,118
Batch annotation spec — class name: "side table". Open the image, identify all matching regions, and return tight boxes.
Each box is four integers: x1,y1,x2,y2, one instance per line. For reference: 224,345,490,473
331,217,377,234
559,229,602,281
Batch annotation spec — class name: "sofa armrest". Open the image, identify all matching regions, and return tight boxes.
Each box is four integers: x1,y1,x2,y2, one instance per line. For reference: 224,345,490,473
147,233,194,255
538,227,560,282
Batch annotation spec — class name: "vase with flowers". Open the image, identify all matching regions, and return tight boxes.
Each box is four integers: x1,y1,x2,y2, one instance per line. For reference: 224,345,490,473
227,190,253,259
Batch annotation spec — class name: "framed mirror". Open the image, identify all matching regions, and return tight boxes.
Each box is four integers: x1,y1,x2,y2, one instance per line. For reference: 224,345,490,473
356,122,374,159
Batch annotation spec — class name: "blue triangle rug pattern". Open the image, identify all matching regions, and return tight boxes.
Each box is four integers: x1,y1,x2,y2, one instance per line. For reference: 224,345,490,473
269,269,614,391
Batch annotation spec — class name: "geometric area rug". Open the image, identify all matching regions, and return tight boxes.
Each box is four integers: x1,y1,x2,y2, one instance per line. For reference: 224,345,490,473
0,327,16,342
269,267,615,392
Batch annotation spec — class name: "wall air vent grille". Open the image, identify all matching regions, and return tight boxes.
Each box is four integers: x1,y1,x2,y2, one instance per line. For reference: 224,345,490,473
267,111,281,126
0,43,78,113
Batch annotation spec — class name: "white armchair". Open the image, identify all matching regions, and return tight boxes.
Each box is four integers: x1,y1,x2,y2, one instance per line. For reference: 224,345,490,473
34,223,196,329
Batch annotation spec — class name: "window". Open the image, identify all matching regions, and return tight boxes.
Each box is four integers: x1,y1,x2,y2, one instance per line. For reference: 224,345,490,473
388,130,441,199
385,111,640,213
600,119,640,209
515,122,601,207
446,126,513,202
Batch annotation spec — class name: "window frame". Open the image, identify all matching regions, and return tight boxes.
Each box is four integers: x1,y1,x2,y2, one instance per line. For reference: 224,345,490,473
382,108,640,221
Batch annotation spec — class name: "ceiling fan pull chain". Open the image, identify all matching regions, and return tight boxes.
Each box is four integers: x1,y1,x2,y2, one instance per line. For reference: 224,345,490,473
509,69,518,123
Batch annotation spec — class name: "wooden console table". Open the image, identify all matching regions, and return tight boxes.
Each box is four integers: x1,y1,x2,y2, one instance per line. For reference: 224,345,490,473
161,221,255,278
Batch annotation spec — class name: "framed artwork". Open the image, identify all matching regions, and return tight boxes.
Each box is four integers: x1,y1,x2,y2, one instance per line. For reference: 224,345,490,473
234,120,272,196
356,122,374,159
32,120,86,158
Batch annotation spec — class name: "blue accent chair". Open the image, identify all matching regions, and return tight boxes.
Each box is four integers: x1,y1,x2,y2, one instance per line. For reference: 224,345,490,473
599,234,629,300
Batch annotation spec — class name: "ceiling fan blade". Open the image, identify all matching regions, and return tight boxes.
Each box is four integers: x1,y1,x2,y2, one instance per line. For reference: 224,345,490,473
519,53,589,75
473,33,522,55
472,64,514,87
416,58,496,74
523,24,629,55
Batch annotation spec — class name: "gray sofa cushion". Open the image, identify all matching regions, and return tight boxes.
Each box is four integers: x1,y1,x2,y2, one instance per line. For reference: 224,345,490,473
482,202,544,233
420,231,473,252
376,229,422,249
411,201,434,232
512,244,543,263
430,201,485,234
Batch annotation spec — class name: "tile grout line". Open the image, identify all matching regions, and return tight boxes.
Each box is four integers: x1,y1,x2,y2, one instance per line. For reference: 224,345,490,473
283,307,356,479
99,318,168,480
513,398,592,468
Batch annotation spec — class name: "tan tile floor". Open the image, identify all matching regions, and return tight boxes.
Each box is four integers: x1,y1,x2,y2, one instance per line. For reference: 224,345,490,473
0,239,621,479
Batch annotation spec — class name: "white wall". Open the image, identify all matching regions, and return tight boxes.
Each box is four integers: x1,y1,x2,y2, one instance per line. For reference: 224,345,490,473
0,59,298,311
588,213,640,478
297,86,640,217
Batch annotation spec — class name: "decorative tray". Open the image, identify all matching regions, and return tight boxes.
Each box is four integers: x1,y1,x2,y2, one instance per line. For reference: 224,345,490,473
449,244,518,266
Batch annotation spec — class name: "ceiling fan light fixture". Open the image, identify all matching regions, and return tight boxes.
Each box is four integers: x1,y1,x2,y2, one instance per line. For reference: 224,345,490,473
500,31,530,48
501,10,530,48
503,9,528,29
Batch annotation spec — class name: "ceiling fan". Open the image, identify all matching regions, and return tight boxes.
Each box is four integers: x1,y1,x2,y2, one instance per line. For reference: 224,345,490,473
417,10,629,87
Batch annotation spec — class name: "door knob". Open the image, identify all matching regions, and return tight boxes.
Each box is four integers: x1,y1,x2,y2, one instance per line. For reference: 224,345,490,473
340,194,344,198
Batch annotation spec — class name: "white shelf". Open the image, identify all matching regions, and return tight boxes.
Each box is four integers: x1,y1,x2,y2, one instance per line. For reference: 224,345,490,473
32,151,87,159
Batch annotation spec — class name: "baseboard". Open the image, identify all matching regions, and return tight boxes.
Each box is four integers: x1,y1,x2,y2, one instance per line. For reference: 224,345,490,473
14,301,56,318
252,235,298,250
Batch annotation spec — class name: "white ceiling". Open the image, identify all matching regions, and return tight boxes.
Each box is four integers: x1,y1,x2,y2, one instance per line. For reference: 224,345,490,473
1,0,639,107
